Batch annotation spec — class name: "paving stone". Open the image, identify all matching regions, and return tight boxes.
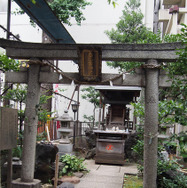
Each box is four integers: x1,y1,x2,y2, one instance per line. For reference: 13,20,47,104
73,172,84,178
75,181,122,188
74,160,138,188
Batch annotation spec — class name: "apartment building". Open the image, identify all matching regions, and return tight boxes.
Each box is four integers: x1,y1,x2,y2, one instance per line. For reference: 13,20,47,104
157,0,187,34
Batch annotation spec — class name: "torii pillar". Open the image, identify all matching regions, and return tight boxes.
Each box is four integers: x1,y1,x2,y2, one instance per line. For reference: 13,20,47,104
12,62,41,187
143,59,159,188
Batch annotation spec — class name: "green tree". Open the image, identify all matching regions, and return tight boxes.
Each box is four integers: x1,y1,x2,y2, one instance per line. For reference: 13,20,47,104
0,54,19,72
162,24,187,126
36,93,53,127
81,86,100,125
105,0,161,72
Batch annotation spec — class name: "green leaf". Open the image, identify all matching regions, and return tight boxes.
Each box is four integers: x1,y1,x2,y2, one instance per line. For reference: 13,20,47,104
31,0,36,4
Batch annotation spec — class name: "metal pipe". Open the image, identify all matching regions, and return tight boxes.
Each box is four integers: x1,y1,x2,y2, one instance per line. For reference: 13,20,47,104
6,0,11,40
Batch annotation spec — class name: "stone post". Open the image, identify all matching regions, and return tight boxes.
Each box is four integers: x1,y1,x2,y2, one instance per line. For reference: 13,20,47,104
12,63,41,187
143,59,159,188
21,63,41,181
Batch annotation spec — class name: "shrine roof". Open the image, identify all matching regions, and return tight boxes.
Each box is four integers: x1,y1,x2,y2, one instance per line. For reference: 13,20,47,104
95,86,142,91
95,86,141,104
14,0,75,44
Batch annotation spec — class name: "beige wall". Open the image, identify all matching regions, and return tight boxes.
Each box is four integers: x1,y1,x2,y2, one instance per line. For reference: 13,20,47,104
158,0,187,34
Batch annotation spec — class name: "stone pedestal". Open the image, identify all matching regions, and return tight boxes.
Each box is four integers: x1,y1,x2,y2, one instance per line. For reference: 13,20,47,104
57,143,73,156
12,178,41,188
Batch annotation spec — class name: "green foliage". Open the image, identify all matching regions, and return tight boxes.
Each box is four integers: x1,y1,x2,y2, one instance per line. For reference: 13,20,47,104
132,128,187,187
132,139,144,161
31,0,36,4
159,100,187,126
163,33,181,43
36,132,47,141
81,87,100,107
3,85,27,122
161,24,187,126
157,159,187,188
169,131,187,160
38,94,53,107
37,109,52,124
132,125,144,161
165,24,187,82
59,154,88,176
36,91,53,124
131,99,145,124
18,109,25,121
0,54,19,72
81,86,100,124
133,94,187,127
106,61,142,73
107,0,118,7
36,93,53,124
49,0,92,26
177,132,187,159
123,175,143,188
12,145,22,158
161,174,187,188
3,85,27,104
83,114,94,122
106,0,147,44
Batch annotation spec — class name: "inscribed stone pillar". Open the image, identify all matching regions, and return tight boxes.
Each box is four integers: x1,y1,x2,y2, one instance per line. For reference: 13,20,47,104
143,59,159,188
21,63,41,182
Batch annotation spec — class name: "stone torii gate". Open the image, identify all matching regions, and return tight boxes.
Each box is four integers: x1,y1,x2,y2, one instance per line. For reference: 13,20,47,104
0,38,182,188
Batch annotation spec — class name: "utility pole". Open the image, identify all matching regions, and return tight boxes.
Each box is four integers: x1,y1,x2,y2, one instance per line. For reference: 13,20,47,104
6,1,13,187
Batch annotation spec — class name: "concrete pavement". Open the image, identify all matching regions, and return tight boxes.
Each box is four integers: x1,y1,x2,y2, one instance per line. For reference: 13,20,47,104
75,160,138,188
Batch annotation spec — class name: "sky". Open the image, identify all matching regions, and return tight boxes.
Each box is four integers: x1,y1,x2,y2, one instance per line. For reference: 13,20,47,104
65,0,127,43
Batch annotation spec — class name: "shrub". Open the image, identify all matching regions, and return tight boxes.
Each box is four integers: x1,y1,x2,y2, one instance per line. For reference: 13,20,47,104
132,127,187,187
157,159,187,188
59,154,88,176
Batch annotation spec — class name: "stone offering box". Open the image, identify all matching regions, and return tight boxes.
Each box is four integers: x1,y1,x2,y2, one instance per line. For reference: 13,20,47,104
94,130,130,165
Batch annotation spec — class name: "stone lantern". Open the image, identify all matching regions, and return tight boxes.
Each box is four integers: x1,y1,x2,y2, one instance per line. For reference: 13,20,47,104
56,110,73,143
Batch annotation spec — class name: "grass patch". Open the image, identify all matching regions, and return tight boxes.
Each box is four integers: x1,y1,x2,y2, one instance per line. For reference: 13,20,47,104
123,174,143,188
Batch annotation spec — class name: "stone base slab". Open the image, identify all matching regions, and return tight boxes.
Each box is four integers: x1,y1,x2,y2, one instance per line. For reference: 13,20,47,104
12,178,41,188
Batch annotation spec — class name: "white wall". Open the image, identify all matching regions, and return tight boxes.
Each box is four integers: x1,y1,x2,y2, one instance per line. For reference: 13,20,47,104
65,0,126,43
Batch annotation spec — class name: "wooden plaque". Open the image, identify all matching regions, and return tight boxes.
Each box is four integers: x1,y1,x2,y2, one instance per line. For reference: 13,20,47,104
78,47,102,82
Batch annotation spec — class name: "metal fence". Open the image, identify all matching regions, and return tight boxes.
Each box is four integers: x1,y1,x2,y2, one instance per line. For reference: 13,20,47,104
37,120,94,141
76,121,94,136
